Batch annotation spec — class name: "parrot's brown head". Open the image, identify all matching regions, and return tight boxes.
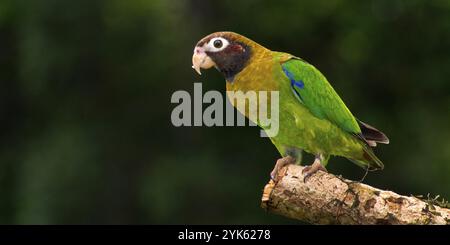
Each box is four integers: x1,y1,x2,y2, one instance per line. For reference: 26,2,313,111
192,32,264,80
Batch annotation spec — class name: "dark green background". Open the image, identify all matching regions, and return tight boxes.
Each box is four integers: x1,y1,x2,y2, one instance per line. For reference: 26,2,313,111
1,0,449,224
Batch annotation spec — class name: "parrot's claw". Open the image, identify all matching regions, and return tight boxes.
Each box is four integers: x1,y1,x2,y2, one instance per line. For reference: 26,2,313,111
302,158,327,183
270,156,296,183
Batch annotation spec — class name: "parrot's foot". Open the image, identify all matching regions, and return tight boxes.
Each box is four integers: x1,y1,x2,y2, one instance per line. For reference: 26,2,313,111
302,157,327,183
270,156,296,183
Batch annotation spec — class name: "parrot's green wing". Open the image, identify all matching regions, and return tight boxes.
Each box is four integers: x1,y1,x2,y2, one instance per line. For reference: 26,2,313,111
281,57,361,135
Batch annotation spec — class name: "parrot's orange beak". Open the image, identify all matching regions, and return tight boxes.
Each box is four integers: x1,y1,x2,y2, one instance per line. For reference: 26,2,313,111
192,46,215,75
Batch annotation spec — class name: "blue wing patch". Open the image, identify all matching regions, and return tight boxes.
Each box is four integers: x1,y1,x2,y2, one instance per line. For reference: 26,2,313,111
282,66,305,103
282,67,304,89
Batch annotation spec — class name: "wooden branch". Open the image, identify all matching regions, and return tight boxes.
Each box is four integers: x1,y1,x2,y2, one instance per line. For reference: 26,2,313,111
261,164,450,224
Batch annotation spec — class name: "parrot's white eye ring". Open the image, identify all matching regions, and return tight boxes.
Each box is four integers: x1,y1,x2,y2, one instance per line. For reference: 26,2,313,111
206,37,229,52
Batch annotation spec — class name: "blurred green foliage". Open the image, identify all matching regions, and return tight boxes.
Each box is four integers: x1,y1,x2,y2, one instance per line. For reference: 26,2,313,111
0,0,449,224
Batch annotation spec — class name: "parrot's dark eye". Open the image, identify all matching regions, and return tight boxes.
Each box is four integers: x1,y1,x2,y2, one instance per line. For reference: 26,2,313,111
208,37,229,52
213,39,223,48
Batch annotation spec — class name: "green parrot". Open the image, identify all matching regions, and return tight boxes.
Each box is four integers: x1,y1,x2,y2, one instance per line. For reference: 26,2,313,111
192,32,389,181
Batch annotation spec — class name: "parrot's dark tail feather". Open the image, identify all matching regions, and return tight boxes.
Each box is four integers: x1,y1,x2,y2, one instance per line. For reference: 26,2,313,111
357,120,389,145
349,120,387,170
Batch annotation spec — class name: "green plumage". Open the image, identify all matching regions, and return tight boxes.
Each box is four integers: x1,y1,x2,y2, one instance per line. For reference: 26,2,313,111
272,54,384,170
282,58,360,135
200,32,388,170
